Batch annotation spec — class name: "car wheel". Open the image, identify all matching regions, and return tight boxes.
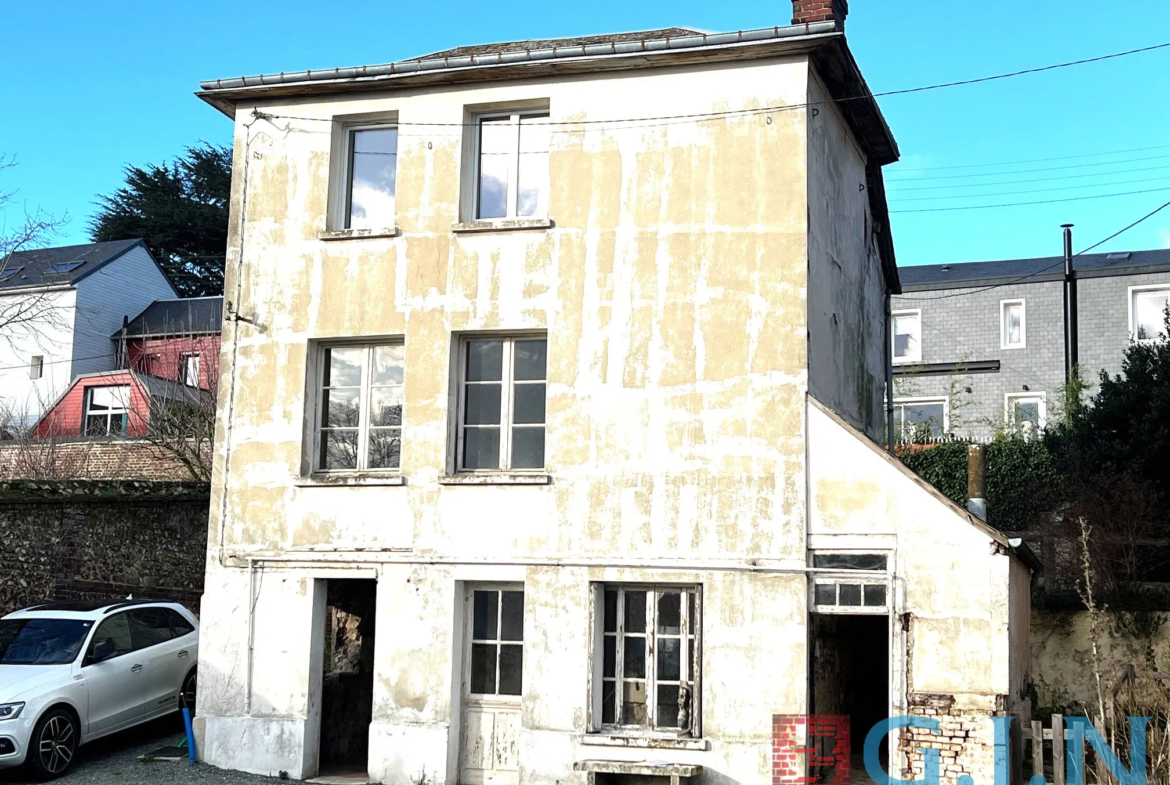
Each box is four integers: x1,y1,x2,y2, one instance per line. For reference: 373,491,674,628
28,708,79,780
179,669,197,715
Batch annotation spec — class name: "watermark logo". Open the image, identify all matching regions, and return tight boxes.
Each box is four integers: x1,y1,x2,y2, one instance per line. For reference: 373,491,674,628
772,714,1150,785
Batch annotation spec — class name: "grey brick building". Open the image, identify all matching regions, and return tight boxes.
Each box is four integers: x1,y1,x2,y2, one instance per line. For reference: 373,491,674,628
889,248,1170,441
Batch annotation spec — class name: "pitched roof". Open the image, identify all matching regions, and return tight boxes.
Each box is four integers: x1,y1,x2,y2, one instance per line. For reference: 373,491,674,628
898,248,1170,292
0,239,151,291
117,296,223,338
401,28,706,62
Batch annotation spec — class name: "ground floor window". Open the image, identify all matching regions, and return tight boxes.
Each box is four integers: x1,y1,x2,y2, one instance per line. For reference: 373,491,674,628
892,397,948,443
1005,392,1046,433
811,552,890,612
595,585,700,736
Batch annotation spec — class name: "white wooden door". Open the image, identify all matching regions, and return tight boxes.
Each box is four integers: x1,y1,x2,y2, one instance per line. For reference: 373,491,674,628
460,586,524,785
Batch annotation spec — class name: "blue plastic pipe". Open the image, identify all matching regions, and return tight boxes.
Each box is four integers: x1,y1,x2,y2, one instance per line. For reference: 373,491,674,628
182,707,196,766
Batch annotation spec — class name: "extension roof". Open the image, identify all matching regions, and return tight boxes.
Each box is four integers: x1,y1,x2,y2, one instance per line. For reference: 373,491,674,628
0,239,171,292
117,296,224,338
197,21,902,289
899,248,1170,292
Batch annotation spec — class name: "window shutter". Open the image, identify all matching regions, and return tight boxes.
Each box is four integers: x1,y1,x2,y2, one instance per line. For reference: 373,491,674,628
589,582,605,732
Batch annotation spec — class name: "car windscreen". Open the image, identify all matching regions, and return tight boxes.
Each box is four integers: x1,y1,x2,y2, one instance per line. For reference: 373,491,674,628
0,618,94,665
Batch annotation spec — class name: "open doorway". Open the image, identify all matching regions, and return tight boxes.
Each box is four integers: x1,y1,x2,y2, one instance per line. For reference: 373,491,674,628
811,614,889,785
317,578,377,780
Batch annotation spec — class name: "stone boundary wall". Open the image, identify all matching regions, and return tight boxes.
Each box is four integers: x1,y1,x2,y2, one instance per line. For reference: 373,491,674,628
0,481,209,616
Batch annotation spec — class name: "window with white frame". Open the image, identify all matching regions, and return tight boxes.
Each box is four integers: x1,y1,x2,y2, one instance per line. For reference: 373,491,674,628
1131,285,1170,342
457,336,546,471
891,310,921,364
29,356,43,380
341,125,398,230
892,397,948,442
1005,393,1046,432
596,585,700,735
315,343,404,472
473,112,550,220
84,386,131,436
180,354,200,387
811,552,889,611
468,588,524,697
1001,299,1026,349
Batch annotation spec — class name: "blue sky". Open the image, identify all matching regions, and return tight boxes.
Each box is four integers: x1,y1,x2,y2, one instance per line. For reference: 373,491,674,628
1,0,1168,266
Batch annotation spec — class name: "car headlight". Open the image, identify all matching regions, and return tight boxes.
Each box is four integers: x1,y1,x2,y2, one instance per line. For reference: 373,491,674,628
0,703,24,721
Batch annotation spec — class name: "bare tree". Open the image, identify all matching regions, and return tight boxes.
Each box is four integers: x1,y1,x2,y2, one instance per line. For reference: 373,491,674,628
0,156,70,346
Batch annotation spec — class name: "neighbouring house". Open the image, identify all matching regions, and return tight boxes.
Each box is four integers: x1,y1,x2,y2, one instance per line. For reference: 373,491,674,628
0,239,178,430
889,248,1170,442
193,3,1033,784
30,297,222,438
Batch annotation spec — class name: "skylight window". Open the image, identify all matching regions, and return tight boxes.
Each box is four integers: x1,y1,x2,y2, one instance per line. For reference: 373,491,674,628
46,262,82,274
1106,252,1132,261
0,267,22,280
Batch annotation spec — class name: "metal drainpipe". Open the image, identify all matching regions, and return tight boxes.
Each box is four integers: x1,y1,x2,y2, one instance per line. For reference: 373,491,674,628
885,289,896,452
1062,224,1078,384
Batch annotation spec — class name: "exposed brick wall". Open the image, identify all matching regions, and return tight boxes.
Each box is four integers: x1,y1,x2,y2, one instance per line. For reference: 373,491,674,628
0,439,202,481
773,714,850,785
900,703,997,785
0,482,209,615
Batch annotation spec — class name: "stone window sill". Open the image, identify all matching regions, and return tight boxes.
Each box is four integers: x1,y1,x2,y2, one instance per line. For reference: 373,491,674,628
295,474,406,487
451,218,553,234
318,226,401,241
578,734,708,751
438,473,551,486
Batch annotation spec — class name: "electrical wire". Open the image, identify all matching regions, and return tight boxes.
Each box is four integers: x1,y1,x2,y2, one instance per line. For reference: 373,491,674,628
887,153,1170,182
889,175,1170,203
896,197,1170,301
886,163,1170,192
888,143,1170,173
889,186,1170,214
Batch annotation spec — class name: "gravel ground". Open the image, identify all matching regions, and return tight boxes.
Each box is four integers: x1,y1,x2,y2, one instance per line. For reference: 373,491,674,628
0,715,277,784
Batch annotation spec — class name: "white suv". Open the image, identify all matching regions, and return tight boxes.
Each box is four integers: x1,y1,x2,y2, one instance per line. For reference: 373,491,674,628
0,600,199,779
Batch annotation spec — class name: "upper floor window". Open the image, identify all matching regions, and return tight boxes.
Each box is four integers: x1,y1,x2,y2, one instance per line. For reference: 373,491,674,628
342,125,398,230
1131,285,1170,342
180,354,200,387
457,336,546,471
315,343,404,472
1000,299,1025,349
473,113,549,220
891,310,921,364
29,356,43,380
85,386,131,436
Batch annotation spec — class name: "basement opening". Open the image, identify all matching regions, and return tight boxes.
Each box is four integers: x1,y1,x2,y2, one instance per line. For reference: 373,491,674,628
811,613,889,785
317,578,377,780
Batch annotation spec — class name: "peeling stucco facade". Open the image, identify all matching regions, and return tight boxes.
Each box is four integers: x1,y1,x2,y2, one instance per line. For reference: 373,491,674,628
194,30,1029,785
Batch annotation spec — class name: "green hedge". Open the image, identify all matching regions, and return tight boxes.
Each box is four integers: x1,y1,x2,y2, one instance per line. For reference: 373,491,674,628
898,437,1062,532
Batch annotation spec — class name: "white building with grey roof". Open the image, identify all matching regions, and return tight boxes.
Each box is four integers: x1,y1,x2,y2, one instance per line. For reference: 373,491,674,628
889,248,1170,442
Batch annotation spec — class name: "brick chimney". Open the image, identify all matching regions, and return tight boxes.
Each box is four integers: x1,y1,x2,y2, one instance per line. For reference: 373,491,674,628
792,0,848,28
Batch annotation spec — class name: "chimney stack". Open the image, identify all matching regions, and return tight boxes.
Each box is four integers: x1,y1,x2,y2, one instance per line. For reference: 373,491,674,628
967,444,987,522
792,0,849,28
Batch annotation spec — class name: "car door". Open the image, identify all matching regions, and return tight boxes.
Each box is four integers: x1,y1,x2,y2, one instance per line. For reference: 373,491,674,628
82,612,148,736
127,608,182,719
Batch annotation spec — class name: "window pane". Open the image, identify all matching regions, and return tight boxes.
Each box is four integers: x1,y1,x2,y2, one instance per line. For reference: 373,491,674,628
463,427,500,470
1135,290,1170,340
657,592,681,635
513,339,547,381
464,384,502,425
370,387,403,426
623,636,645,678
367,429,401,470
602,682,616,724
470,643,496,694
812,553,888,571
1012,400,1041,427
477,150,510,219
479,118,515,154
323,388,361,427
516,152,548,218
518,115,550,154
473,590,498,640
91,614,133,658
510,427,545,469
371,345,405,385
623,591,646,633
622,683,648,726
838,584,862,606
687,593,695,634
864,584,887,606
656,637,681,681
814,584,837,606
466,340,503,382
500,591,524,641
603,636,616,677
109,414,126,435
498,644,523,695
1004,303,1023,345
893,314,919,359
320,430,359,470
85,415,108,437
129,609,174,650
166,610,195,637
657,684,681,728
348,128,397,229
324,347,363,388
604,590,617,632
904,402,945,438
512,384,545,425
